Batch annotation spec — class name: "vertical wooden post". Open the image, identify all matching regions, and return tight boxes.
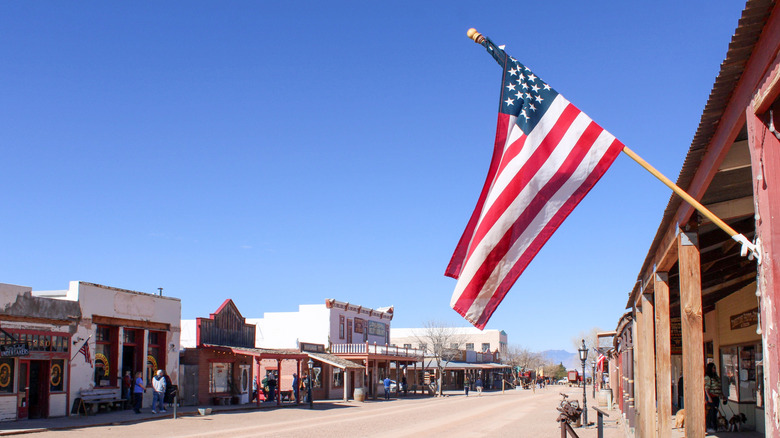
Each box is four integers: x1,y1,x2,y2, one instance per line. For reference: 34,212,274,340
679,227,705,438
276,358,282,406
655,272,672,438
639,293,657,438
633,307,643,436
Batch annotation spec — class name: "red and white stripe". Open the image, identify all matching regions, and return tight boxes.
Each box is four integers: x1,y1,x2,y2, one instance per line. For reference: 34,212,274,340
447,94,623,329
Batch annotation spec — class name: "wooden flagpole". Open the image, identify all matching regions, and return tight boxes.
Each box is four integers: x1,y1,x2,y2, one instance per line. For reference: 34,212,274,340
466,28,760,262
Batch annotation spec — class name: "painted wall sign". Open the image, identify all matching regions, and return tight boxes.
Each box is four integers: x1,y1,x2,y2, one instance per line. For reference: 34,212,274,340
354,318,365,334
0,343,29,357
368,320,386,337
730,308,759,330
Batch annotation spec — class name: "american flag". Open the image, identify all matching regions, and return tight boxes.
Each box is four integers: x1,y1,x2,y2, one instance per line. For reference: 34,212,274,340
446,36,624,329
78,340,91,365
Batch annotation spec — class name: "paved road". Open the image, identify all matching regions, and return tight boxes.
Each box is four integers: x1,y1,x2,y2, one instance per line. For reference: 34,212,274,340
18,386,626,438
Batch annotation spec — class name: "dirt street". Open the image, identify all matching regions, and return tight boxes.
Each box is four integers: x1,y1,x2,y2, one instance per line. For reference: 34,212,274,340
25,386,625,438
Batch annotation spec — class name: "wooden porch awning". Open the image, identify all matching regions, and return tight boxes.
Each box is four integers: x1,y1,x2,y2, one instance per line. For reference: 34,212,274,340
306,352,364,370
201,344,309,361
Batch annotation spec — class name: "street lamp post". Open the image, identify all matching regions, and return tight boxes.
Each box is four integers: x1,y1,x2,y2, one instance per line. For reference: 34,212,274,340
578,339,589,427
307,358,314,409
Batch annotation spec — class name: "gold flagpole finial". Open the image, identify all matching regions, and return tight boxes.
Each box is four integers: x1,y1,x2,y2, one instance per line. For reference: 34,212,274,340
467,28,485,44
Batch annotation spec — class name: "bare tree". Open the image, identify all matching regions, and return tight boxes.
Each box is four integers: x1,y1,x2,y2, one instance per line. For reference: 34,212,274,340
414,321,466,396
571,326,604,369
504,345,549,385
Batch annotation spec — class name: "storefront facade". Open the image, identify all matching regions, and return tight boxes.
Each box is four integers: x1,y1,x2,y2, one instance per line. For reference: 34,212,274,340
619,2,780,436
0,283,80,421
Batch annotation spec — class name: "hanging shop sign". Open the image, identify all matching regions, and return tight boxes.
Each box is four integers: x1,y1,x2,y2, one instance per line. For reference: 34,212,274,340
730,308,759,330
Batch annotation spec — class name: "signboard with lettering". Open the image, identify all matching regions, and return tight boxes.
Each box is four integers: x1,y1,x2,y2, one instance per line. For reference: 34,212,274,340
368,321,386,337
0,343,29,358
730,308,759,330
670,317,682,355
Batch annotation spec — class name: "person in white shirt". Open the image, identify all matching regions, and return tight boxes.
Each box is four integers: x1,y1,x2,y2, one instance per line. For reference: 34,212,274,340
152,370,167,413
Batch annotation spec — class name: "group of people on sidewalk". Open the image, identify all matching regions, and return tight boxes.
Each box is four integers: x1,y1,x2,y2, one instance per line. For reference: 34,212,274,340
122,369,172,414
463,376,483,397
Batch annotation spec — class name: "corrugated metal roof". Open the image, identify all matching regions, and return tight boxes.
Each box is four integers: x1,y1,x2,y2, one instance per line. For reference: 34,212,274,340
626,0,774,308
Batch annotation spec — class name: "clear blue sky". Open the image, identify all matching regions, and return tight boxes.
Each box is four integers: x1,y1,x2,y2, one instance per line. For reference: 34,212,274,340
0,1,747,351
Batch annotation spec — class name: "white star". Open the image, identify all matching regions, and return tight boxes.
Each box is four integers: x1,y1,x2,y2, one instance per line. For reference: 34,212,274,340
515,92,523,99
524,66,531,72
534,95,543,103
531,84,540,93
528,103,536,111
527,73,537,82
520,109,529,120
508,67,518,76
505,97,515,106
506,83,516,91
523,92,531,99
520,82,529,89
543,83,551,91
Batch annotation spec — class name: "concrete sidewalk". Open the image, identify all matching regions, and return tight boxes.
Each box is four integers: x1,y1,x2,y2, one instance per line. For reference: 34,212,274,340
0,400,306,436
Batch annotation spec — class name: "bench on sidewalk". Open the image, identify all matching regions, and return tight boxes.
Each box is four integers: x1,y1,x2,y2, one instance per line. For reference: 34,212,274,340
76,388,126,415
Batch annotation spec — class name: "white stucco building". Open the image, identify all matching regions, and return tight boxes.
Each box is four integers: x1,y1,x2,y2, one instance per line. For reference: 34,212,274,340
0,281,181,421
391,327,508,358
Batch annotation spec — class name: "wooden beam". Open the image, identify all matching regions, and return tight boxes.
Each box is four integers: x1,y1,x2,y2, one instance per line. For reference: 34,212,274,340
679,228,705,438
638,292,657,438
92,315,170,331
654,273,672,438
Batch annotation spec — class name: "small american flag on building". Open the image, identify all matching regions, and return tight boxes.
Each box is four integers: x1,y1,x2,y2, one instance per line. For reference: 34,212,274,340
446,34,624,329
78,340,91,366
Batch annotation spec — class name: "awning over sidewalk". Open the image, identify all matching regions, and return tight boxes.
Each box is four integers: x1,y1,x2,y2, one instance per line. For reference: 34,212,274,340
306,352,364,370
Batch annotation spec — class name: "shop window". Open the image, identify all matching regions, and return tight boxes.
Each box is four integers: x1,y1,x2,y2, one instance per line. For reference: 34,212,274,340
482,343,490,352
0,358,13,393
721,343,760,403
146,331,166,384
95,325,118,387
333,368,344,388
346,319,353,343
466,343,474,351
50,359,65,392
209,362,233,393
339,315,345,340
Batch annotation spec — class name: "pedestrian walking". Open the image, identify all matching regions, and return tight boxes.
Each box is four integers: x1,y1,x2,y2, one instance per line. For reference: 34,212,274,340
133,371,145,414
476,378,483,396
383,377,392,400
464,376,470,396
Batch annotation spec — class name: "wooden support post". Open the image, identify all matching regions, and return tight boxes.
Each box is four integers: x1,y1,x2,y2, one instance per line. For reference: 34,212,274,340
654,272,672,438
679,228,705,438
638,294,657,438
276,359,282,406
343,367,349,402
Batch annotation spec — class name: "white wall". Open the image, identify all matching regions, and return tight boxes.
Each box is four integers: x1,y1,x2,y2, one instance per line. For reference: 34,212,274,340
249,304,330,349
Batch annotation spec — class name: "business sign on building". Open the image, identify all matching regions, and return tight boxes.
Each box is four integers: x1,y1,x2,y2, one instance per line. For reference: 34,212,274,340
354,318,365,334
368,321,386,337
0,343,29,358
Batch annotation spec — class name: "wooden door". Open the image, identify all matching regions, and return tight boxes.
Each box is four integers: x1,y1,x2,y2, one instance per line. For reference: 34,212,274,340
17,360,29,420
